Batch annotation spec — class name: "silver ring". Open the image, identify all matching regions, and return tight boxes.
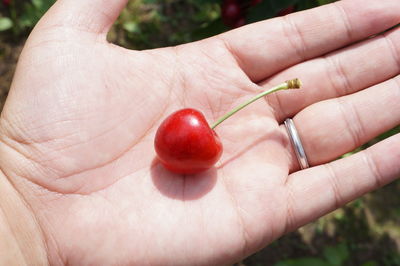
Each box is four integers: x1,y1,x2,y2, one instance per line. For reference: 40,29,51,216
284,118,309,169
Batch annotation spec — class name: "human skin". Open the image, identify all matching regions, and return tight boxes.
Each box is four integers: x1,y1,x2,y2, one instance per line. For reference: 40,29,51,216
0,0,399,265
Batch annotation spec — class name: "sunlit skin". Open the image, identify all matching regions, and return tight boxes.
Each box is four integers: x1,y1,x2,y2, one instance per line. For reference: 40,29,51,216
0,0,399,265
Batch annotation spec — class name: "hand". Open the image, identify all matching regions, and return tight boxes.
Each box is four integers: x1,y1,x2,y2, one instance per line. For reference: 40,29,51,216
0,0,399,265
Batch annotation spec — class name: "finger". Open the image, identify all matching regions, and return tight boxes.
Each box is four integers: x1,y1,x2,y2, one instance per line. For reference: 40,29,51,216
218,0,400,82
283,75,400,171
265,27,400,122
283,133,400,233
36,0,129,36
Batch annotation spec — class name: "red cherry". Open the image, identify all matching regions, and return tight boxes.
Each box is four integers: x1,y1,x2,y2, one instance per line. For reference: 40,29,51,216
2,0,11,5
221,0,243,27
277,5,295,16
154,108,223,174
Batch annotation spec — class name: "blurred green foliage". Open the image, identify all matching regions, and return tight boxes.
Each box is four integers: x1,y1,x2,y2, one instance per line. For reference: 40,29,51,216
1,0,338,47
275,244,350,266
110,0,338,49
0,0,53,34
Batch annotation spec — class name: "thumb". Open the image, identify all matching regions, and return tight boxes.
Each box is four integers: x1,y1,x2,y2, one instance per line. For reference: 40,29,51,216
36,0,129,37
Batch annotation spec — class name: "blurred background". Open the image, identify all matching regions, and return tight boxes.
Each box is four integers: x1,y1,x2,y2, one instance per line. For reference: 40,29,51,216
0,0,399,265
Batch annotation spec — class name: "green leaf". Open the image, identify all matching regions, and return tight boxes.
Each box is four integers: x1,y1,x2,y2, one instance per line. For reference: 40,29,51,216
0,17,13,31
123,21,140,33
32,0,44,9
142,0,158,4
362,261,378,266
323,244,349,266
193,18,227,41
317,0,335,5
34,0,55,16
275,258,331,266
20,3,38,28
296,0,319,11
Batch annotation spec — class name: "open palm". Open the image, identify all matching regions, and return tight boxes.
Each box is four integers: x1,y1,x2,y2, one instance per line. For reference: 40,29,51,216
0,0,399,265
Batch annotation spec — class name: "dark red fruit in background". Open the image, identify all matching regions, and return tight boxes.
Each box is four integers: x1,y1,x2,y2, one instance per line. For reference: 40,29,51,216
2,0,11,6
250,0,262,6
233,17,246,28
154,108,223,174
277,5,295,16
221,0,243,27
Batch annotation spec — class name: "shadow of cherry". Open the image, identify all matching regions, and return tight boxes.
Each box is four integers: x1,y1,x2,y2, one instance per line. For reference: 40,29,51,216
151,127,287,200
150,158,218,201
218,127,287,169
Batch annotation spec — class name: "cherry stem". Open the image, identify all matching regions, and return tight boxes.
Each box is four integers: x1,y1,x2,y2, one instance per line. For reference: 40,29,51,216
211,78,302,129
